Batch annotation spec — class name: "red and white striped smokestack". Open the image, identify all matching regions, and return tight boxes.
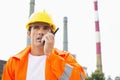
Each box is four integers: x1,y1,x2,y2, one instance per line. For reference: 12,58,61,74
93,0,103,73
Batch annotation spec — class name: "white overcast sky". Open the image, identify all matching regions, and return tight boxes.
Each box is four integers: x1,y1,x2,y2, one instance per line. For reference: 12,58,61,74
0,0,120,79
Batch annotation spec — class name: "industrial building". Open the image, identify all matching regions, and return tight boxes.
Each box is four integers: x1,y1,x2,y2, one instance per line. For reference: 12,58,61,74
0,59,6,77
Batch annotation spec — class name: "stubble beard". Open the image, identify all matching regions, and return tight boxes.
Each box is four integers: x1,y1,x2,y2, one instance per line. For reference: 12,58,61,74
36,41,44,47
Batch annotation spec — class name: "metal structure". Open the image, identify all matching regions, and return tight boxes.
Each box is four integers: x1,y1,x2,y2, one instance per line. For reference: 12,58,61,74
93,0,103,73
27,0,35,46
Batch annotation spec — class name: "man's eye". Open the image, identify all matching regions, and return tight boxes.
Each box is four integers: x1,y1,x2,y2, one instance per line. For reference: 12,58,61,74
43,26,50,30
34,26,40,29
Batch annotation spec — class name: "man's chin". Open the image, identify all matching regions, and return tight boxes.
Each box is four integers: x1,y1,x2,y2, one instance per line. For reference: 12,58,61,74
37,42,44,46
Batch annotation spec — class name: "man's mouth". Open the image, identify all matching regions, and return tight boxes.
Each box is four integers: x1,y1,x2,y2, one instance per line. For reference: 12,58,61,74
36,37,42,42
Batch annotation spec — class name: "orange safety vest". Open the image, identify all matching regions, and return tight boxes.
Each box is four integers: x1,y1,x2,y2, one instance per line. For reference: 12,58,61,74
2,46,86,80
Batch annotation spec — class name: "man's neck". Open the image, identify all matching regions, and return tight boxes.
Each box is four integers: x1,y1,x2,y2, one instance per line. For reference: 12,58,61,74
30,45,44,56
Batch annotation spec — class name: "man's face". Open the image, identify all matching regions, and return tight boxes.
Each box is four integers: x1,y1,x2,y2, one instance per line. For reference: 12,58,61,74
27,22,51,46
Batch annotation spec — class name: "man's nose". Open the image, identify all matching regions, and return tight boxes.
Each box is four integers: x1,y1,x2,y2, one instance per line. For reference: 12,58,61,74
38,32,44,36
38,28,44,35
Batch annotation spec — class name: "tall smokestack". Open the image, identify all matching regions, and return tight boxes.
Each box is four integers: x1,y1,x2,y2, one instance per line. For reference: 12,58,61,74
94,0,103,72
27,0,35,46
63,17,68,51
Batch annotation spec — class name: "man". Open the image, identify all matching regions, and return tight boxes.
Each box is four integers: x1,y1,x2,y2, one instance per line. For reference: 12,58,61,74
2,10,86,80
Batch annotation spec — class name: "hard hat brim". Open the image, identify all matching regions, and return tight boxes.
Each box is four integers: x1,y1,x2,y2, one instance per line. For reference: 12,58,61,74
26,21,56,32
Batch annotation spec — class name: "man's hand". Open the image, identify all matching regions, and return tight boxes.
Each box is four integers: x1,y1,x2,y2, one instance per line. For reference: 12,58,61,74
42,32,55,56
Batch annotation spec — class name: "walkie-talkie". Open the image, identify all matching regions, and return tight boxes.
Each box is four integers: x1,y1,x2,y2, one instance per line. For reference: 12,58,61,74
52,27,59,35
43,28,59,45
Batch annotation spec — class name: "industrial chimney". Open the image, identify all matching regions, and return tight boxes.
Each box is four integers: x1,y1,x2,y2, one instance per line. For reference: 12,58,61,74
27,0,35,46
63,17,68,51
93,0,103,73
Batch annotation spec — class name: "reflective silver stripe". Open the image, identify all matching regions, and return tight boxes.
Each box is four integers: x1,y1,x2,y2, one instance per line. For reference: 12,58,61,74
80,73,84,80
59,64,73,80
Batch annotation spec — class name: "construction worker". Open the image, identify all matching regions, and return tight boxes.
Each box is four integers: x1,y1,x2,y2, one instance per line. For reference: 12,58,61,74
2,10,86,80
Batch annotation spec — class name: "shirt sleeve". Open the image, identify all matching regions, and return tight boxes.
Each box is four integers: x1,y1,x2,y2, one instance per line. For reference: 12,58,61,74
48,50,87,80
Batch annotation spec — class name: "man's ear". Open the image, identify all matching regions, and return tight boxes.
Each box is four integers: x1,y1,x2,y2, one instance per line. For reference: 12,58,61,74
27,31,31,38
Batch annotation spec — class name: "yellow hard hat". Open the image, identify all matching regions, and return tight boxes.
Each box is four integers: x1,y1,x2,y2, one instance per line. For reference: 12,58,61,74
26,10,56,32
